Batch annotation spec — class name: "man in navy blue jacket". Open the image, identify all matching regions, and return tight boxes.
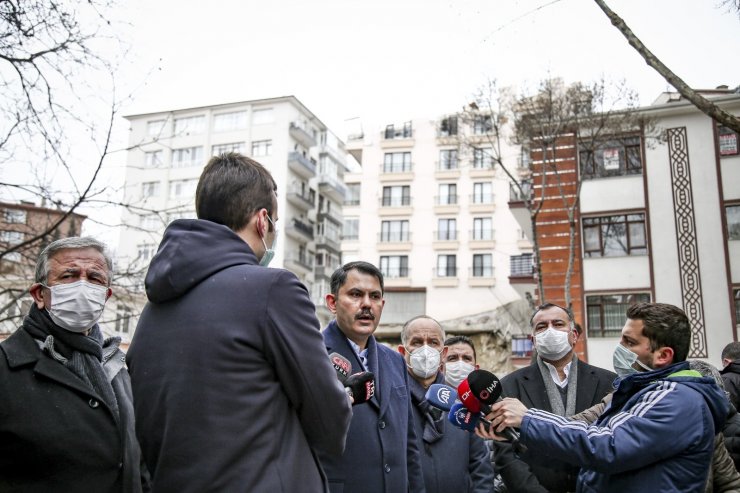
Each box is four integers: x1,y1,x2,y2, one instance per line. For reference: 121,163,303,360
321,261,426,493
127,153,352,492
398,315,494,493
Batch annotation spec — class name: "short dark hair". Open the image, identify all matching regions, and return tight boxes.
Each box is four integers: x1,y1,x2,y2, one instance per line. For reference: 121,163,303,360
722,342,740,361
626,302,690,363
444,335,477,360
330,261,384,296
195,153,277,232
529,302,574,327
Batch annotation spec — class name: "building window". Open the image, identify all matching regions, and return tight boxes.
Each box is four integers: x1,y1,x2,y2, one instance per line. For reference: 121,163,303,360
437,184,457,205
472,254,493,277
473,182,493,204
382,186,411,207
115,305,132,334
252,108,274,125
212,142,246,155
140,214,160,231
345,183,360,206
380,255,409,278
512,335,533,358
587,293,651,337
580,136,642,179
3,209,26,224
144,150,164,168
473,148,493,169
137,243,156,262
381,220,410,242
727,205,740,240
343,218,359,241
169,179,197,199
439,116,458,137
0,230,24,244
436,255,457,277
172,146,203,168
510,253,534,277
437,218,457,240
147,119,166,138
473,115,493,135
213,110,248,132
473,217,493,240
719,125,739,156
251,140,272,157
168,210,196,223
141,181,161,198
383,152,412,173
174,115,205,135
384,122,412,139
583,213,647,257
438,149,458,170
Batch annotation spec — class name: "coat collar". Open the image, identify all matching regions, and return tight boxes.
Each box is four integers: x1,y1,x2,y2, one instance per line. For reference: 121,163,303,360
1,328,105,400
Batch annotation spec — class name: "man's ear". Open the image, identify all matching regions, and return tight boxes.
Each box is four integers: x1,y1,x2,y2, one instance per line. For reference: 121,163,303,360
397,345,406,356
105,287,112,301
325,293,337,314
655,346,675,366
29,283,46,309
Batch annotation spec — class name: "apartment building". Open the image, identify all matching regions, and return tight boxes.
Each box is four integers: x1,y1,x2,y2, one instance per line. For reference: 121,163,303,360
341,115,531,370
0,201,86,339
508,88,740,369
115,96,348,342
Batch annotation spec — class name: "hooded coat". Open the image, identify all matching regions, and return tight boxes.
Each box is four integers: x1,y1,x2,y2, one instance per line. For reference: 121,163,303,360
519,361,729,493
126,219,352,493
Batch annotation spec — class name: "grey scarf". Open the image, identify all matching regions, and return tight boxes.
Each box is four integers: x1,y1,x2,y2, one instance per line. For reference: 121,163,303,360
23,304,121,423
536,353,579,417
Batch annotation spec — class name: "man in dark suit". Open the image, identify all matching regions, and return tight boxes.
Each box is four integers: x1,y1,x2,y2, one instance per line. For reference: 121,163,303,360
492,302,615,493
398,316,494,493
321,261,425,493
127,153,351,492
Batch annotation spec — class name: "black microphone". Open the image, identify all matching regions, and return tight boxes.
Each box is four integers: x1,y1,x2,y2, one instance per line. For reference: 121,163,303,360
329,352,352,384
344,371,375,405
467,369,525,450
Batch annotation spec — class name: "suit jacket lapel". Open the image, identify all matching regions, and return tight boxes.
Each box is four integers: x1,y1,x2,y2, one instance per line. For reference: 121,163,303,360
520,366,552,412
575,364,598,410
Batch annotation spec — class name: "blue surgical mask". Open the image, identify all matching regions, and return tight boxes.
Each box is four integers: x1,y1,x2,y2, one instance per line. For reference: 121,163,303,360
259,215,278,267
613,343,652,377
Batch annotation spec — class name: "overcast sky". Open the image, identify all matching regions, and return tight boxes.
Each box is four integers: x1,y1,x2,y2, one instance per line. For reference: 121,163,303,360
120,0,740,134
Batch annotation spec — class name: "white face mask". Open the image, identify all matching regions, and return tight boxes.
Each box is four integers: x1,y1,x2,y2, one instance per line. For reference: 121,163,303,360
407,345,442,379
44,280,108,333
259,215,278,267
535,327,572,361
445,360,475,389
613,343,652,377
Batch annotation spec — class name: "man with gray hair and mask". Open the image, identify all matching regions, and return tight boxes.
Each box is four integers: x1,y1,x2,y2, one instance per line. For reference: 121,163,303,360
397,316,494,493
0,237,148,491
492,302,615,493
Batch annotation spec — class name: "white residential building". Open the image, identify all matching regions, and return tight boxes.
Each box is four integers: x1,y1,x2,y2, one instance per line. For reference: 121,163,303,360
341,115,530,358
114,96,348,343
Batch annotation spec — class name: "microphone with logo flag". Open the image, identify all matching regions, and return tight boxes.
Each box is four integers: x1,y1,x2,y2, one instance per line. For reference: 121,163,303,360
448,402,487,432
466,369,526,451
328,352,375,405
329,352,351,384
424,383,458,412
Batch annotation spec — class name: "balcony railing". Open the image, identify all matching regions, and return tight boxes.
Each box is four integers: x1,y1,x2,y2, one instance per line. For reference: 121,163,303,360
432,267,458,277
285,253,314,271
378,232,412,242
288,151,317,178
509,181,531,201
383,123,413,140
380,267,410,278
436,160,459,171
470,229,495,241
286,218,314,240
434,195,458,206
470,193,494,205
380,162,414,174
380,197,412,207
469,267,494,278
434,230,458,241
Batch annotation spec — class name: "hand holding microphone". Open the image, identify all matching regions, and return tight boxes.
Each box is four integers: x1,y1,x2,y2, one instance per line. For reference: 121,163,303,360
329,352,375,406
458,369,526,451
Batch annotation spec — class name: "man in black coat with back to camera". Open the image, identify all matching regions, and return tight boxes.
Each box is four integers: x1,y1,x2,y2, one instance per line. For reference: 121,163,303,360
127,153,352,493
